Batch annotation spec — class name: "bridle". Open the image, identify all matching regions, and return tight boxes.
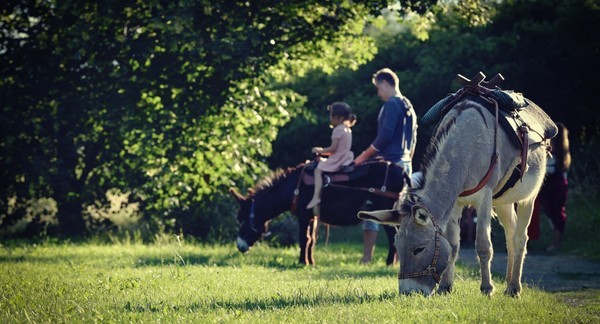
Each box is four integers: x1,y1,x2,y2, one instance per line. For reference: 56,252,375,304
398,202,444,284
245,198,259,234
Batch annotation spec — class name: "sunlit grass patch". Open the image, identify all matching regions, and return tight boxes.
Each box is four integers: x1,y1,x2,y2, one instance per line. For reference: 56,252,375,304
1,241,598,323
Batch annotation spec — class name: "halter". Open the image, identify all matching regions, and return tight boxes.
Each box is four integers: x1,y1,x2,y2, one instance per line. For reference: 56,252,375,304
247,198,258,233
398,202,444,284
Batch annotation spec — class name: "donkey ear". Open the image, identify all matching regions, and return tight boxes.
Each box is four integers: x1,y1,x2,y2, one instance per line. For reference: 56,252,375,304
228,188,246,203
412,206,431,226
358,209,401,225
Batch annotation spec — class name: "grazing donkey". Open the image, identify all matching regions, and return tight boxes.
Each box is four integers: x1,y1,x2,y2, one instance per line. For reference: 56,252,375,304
359,72,557,297
230,161,410,265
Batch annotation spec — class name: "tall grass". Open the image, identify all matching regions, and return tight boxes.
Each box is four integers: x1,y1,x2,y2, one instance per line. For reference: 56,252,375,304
1,240,598,323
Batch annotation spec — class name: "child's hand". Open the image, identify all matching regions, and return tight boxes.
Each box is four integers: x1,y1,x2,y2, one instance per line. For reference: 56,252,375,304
311,147,323,154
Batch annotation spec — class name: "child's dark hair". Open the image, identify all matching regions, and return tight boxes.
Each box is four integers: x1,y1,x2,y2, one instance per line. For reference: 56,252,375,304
328,102,357,127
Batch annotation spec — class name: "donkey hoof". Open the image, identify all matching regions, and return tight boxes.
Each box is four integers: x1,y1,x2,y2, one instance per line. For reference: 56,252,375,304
437,285,453,295
504,286,521,298
480,284,495,296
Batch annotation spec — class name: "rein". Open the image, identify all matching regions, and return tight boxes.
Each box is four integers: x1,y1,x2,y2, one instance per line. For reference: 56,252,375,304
323,162,399,200
245,196,295,238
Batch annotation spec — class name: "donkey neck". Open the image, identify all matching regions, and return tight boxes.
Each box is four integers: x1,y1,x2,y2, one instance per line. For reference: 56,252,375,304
252,168,301,222
416,103,495,228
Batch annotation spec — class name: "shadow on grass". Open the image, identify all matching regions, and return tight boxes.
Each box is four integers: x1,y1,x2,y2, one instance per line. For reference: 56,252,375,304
123,290,399,313
133,254,306,271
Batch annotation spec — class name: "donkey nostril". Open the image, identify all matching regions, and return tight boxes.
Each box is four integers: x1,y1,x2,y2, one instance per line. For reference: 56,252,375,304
413,247,425,255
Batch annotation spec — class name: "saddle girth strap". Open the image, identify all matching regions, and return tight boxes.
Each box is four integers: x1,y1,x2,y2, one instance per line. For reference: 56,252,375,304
459,97,500,197
519,124,529,181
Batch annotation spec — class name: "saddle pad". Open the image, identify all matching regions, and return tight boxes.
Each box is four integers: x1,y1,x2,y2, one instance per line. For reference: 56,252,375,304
491,98,558,148
420,90,525,129
302,163,371,186
422,90,557,149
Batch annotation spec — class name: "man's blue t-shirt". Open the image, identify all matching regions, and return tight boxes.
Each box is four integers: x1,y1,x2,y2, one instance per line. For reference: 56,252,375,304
371,95,417,163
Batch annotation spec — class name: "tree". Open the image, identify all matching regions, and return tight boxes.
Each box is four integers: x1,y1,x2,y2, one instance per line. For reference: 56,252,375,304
0,0,389,237
269,0,600,171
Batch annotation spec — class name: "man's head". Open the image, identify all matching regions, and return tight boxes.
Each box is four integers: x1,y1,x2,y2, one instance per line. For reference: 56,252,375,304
372,68,400,101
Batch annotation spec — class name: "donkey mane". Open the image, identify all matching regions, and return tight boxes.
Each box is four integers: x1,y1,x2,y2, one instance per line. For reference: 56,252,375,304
251,164,303,195
418,100,488,189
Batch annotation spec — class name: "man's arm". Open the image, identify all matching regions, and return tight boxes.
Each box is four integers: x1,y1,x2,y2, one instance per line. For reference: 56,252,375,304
354,145,377,165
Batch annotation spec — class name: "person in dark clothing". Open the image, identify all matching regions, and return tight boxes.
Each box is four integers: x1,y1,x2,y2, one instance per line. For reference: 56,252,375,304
354,68,417,264
528,122,571,251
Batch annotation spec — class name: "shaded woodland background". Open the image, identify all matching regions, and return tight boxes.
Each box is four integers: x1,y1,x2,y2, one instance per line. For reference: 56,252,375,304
1,0,599,241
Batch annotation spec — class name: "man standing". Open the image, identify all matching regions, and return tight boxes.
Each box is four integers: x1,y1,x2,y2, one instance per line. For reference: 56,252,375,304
354,68,417,264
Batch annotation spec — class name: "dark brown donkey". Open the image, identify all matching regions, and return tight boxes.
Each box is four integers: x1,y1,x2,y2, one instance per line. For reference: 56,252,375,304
230,161,410,265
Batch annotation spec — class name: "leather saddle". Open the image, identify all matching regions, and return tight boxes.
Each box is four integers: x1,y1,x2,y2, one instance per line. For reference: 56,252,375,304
424,72,558,149
301,161,370,186
421,72,558,198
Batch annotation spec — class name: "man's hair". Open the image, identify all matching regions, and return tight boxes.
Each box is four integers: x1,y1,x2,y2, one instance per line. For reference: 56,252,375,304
372,68,399,88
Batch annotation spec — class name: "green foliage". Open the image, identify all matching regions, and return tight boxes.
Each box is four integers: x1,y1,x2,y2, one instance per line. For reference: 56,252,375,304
0,1,387,238
2,0,598,242
0,242,598,322
270,0,600,170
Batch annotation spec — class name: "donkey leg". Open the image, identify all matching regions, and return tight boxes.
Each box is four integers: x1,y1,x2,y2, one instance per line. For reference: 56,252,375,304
495,204,516,285
438,205,463,294
475,196,495,296
505,199,534,297
298,217,311,265
306,216,318,265
383,225,398,266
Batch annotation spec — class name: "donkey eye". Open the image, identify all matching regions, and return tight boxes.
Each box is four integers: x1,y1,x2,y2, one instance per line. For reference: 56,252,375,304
413,247,425,255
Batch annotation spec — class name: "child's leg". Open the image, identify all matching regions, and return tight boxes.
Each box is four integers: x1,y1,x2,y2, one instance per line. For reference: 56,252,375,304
307,169,322,209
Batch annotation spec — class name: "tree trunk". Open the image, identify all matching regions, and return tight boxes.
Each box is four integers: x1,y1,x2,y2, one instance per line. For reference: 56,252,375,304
56,196,86,237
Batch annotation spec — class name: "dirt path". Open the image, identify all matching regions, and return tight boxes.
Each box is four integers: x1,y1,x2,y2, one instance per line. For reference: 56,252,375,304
458,248,600,292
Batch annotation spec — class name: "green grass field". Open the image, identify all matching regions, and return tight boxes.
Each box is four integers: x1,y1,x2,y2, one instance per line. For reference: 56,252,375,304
1,236,599,323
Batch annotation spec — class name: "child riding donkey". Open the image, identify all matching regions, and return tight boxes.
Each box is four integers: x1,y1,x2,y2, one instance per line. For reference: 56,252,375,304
307,102,357,210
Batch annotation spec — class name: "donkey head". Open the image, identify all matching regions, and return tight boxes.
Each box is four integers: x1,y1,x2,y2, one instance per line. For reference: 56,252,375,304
358,196,450,296
229,188,268,253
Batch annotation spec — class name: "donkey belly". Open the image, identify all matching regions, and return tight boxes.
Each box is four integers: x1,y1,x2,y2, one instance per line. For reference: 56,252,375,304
319,206,363,226
493,148,547,205
319,192,395,226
